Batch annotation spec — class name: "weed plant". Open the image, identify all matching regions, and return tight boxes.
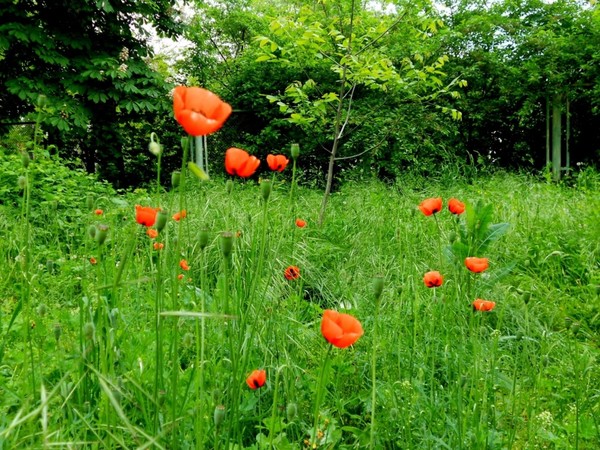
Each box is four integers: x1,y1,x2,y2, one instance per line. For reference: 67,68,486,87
1,122,599,449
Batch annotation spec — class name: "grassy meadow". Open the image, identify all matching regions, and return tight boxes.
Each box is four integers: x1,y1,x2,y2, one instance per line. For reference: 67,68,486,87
1,146,599,449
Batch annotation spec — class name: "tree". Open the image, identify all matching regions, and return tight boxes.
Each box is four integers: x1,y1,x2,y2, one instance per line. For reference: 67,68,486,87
0,0,184,185
254,0,464,223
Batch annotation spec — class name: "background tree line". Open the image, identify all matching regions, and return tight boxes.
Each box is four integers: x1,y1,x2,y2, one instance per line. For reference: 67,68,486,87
1,0,598,188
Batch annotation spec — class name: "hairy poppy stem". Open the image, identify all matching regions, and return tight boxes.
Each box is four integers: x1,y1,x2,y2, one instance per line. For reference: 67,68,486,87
313,345,333,446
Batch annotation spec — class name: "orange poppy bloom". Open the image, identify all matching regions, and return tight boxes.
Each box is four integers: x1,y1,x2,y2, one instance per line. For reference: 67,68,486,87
94,209,104,216
173,86,232,136
172,210,187,221
225,147,260,178
418,197,443,216
465,257,489,273
89,257,97,265
295,218,306,228
473,299,496,312
246,369,267,390
448,198,465,215
423,271,443,288
284,265,300,280
135,205,159,227
267,154,289,172
180,259,190,271
321,309,364,348
177,274,185,280
146,228,158,239
153,242,164,250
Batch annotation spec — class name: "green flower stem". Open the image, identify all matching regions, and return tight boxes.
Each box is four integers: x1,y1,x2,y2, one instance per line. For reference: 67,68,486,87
313,345,333,447
370,293,383,449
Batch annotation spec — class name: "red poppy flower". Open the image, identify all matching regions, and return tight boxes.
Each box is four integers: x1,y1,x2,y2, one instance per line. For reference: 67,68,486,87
153,242,164,250
225,148,260,178
295,218,306,228
94,209,104,216
284,265,300,280
135,205,159,227
146,228,158,239
321,310,364,349
423,271,443,288
465,257,489,273
173,86,232,136
448,198,465,215
180,259,190,271
173,210,187,221
267,154,289,172
177,274,185,280
89,257,97,265
473,299,496,312
418,197,443,216
246,369,267,390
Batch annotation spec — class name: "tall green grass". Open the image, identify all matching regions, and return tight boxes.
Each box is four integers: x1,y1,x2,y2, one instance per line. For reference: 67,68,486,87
0,145,599,449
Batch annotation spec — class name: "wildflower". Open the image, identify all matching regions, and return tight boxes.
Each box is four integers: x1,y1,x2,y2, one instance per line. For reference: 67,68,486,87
177,274,185,280
89,257,97,265
135,205,159,227
146,228,158,239
173,86,232,136
267,154,289,172
153,242,164,250
225,147,260,178
418,197,443,216
472,299,496,312
295,218,306,228
172,210,187,221
448,198,465,215
94,209,104,216
465,257,489,273
246,369,267,390
180,259,190,271
321,309,364,348
423,271,443,288
284,265,300,280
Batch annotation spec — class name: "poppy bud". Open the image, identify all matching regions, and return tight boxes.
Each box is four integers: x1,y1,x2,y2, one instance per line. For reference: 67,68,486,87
182,332,194,348
148,132,162,156
18,175,27,190
155,210,168,232
220,232,234,259
36,303,48,316
226,179,233,195
572,322,580,336
181,136,189,153
95,224,109,245
148,141,162,156
286,402,298,421
199,229,210,250
260,180,271,202
53,323,62,342
214,405,226,427
37,94,47,108
86,193,95,210
290,143,300,159
171,171,181,188
88,224,97,239
21,151,30,168
372,275,384,300
83,322,95,341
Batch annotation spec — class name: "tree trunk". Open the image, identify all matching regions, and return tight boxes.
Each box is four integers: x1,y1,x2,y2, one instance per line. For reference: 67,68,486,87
552,95,562,182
